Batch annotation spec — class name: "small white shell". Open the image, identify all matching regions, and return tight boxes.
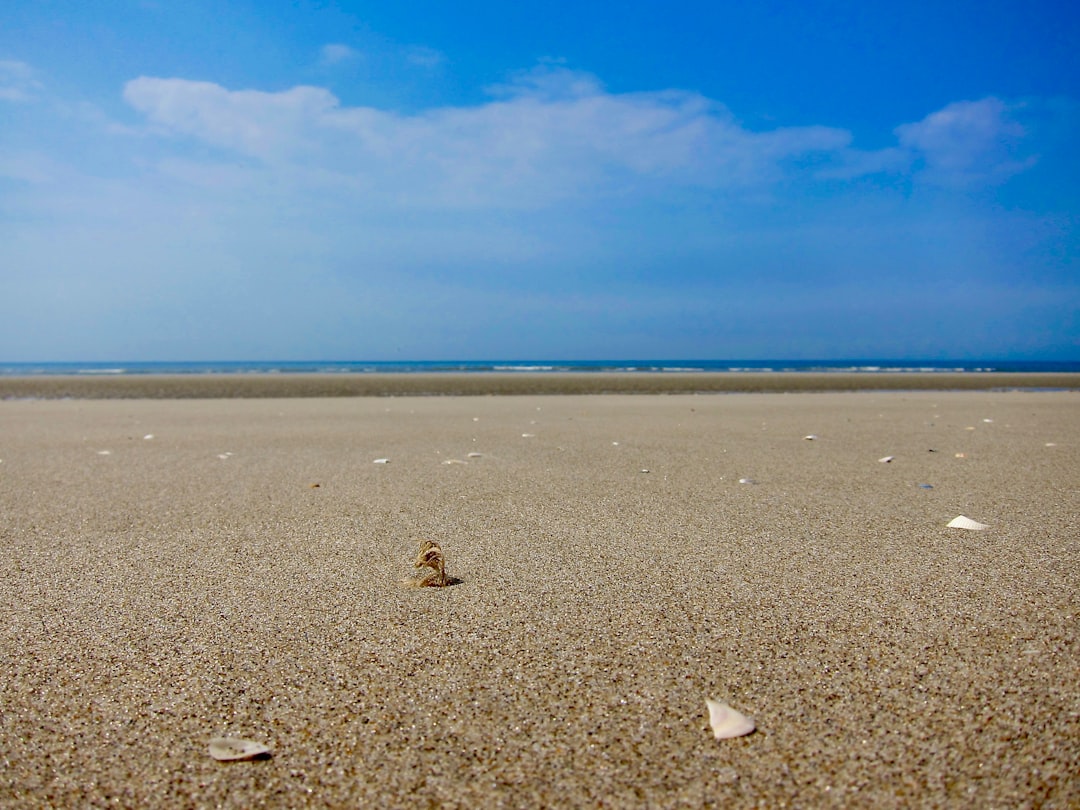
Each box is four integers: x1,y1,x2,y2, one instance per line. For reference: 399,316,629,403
947,515,989,531
878,456,895,463
373,458,390,464
706,699,755,739
803,434,819,441
208,737,270,761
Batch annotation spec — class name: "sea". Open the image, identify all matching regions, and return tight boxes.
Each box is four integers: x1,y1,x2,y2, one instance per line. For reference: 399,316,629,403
1,360,1077,376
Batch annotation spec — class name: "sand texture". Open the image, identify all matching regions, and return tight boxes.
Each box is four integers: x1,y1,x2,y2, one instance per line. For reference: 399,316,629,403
1,391,1077,808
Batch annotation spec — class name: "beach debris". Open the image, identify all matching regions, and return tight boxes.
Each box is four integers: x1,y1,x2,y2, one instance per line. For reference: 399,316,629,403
373,458,390,464
1045,442,1057,447
405,539,448,587
208,737,271,761
803,434,819,441
737,478,756,485
705,699,755,739
521,433,536,438
467,452,483,458
955,453,966,458
917,483,934,489
97,450,112,455
143,434,154,440
443,459,467,465
947,515,989,531
878,456,895,463
640,469,650,474
309,483,320,488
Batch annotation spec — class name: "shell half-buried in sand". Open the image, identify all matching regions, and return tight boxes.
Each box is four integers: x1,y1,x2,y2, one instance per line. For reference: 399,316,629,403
947,515,990,531
208,737,271,761
706,699,756,739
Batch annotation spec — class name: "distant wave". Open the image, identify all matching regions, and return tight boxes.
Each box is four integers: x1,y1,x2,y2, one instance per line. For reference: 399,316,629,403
1,360,1077,376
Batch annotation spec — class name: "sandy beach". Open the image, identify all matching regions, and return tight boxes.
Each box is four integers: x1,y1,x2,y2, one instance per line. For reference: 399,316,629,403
1,386,1077,807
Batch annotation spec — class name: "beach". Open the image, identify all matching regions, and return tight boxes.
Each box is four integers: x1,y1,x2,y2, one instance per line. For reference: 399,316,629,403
1,384,1077,807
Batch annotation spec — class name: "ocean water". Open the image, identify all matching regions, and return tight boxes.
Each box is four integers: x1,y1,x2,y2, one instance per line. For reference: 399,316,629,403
1,360,1077,376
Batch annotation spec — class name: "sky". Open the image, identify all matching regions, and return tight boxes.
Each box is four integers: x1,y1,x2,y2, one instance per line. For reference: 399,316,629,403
1,0,1078,362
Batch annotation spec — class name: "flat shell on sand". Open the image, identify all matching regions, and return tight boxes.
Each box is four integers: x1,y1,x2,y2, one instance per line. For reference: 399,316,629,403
705,699,756,739
208,737,271,761
947,515,990,531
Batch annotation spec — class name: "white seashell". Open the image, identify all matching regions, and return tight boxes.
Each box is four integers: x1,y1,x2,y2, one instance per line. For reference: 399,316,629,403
443,459,467,465
467,452,483,458
97,450,112,455
878,456,895,463
208,737,270,761
143,434,154,440
947,515,989,531
737,477,756,485
373,458,390,464
521,433,536,438
803,434,818,441
706,699,755,739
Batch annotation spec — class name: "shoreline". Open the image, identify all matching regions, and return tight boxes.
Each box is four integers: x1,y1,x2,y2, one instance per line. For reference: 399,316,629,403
2,370,1078,398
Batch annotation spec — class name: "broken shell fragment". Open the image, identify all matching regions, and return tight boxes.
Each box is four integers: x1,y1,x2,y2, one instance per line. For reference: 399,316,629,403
208,737,271,761
878,456,895,463
373,458,390,464
947,515,989,531
706,699,756,739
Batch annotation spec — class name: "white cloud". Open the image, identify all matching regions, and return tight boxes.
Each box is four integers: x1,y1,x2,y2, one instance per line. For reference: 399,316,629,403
0,59,42,102
895,97,1035,185
122,66,853,209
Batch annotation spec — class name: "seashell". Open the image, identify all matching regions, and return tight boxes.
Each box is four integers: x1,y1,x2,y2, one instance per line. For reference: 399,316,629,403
706,699,755,739
947,515,989,531
878,456,895,463
803,434,819,441
443,459,467,465
737,478,756,485
467,452,483,458
143,434,154,440
521,433,536,438
373,458,390,464
97,450,112,455
208,737,271,761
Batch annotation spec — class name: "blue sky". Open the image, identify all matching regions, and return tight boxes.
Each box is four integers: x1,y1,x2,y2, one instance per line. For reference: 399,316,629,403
1,0,1077,361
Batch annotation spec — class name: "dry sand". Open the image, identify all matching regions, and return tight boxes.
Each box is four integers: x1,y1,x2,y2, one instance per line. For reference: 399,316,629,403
0,388,1077,808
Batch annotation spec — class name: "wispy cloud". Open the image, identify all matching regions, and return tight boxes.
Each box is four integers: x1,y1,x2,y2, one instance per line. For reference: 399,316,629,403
0,59,42,102
319,43,359,67
404,45,444,69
